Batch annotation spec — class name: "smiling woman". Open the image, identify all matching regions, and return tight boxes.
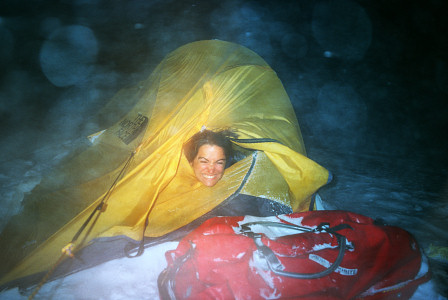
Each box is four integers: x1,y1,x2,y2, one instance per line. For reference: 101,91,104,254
183,129,237,187
191,144,226,186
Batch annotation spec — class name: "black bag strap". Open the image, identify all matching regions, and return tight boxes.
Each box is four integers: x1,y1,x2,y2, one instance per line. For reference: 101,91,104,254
158,221,352,299
240,221,351,279
158,242,195,300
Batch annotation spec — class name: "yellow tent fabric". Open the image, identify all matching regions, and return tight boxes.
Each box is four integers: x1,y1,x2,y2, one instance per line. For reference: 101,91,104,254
0,40,329,285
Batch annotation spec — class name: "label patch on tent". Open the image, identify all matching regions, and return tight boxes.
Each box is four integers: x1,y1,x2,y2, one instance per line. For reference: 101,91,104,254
309,254,358,276
116,114,148,144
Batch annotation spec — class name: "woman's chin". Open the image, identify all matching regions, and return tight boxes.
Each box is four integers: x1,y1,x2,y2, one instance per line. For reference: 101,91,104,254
201,180,218,187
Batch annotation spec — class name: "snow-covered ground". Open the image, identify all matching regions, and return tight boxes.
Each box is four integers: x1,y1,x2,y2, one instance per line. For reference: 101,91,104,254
0,243,444,300
1,0,447,299
0,221,444,300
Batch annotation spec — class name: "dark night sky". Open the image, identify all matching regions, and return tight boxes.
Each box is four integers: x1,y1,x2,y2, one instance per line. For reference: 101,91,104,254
0,0,447,160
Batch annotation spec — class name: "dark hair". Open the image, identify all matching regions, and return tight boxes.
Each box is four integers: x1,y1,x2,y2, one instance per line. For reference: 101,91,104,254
184,129,237,166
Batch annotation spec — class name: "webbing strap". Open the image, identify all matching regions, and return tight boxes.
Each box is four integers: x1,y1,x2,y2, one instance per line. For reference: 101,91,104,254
124,211,151,258
241,221,351,279
309,194,316,211
72,149,136,244
27,147,139,300
230,137,284,145
157,243,195,300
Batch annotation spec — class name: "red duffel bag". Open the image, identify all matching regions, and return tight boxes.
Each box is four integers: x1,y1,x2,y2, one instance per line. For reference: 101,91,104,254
158,210,430,299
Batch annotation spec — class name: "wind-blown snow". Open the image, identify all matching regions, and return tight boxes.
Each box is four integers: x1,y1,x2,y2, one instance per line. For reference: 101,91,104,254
312,0,372,61
0,239,441,299
40,25,98,87
1,242,178,300
0,0,447,298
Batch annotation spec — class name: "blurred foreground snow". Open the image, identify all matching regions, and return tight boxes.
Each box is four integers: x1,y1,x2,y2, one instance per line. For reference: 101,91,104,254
0,240,445,300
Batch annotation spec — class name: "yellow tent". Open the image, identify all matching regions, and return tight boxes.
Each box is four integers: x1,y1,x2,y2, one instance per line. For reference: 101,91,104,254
0,40,329,288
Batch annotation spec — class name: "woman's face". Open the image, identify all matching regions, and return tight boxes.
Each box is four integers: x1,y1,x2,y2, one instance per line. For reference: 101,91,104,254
190,144,226,187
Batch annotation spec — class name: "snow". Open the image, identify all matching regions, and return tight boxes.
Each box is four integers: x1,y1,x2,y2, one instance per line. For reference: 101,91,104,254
0,242,178,300
312,243,336,251
40,25,99,87
311,0,372,61
0,241,444,300
1,0,447,299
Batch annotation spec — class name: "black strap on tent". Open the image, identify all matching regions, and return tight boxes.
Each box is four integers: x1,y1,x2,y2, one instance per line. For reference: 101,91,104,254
124,208,152,258
71,149,137,245
309,193,317,211
27,149,138,300
230,137,284,145
231,137,327,213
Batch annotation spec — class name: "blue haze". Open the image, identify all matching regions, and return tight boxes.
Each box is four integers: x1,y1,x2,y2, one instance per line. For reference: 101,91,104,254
0,0,447,297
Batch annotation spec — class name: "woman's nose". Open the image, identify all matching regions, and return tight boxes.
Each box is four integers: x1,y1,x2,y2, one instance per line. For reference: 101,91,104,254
206,163,215,172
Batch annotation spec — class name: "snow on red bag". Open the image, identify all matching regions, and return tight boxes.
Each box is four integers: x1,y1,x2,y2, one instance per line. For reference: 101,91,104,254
158,210,430,299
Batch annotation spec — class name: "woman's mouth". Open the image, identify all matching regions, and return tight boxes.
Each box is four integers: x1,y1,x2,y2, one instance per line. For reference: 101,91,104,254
202,174,217,179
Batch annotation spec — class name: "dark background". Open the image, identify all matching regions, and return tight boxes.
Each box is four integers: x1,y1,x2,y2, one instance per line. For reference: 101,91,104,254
0,1,447,158
0,0,447,296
